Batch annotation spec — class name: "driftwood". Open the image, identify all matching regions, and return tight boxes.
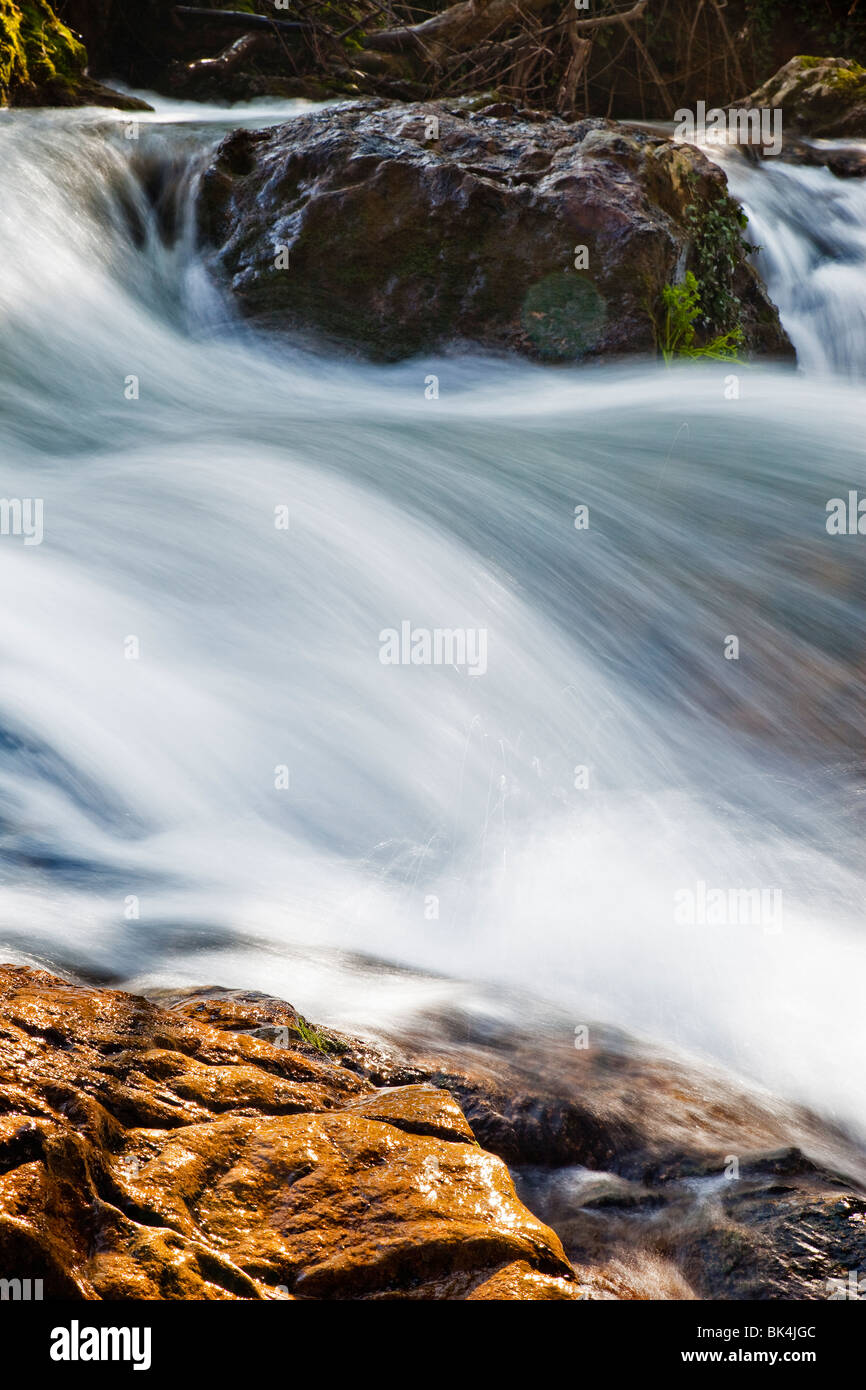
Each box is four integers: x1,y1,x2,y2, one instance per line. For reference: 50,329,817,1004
174,7,304,33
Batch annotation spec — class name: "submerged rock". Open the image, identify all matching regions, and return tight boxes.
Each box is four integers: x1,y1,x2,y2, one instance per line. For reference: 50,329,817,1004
196,99,792,363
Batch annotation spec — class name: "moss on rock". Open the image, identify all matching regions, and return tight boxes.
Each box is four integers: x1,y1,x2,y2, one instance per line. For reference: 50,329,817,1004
0,0,86,104
739,54,866,137
0,0,150,107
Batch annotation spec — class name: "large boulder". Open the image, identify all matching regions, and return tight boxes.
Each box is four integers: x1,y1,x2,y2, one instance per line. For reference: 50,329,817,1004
0,965,577,1299
196,99,793,363
739,55,866,139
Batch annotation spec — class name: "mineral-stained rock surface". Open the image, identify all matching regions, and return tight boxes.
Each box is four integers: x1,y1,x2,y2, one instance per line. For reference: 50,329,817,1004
2,965,864,1300
0,965,577,1299
195,99,793,363
337,1013,866,1301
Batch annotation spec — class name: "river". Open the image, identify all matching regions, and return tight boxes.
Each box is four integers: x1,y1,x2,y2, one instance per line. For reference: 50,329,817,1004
0,96,864,1137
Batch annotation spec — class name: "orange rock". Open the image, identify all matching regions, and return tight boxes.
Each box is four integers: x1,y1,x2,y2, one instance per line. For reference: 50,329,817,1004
0,965,576,1300
469,1261,582,1300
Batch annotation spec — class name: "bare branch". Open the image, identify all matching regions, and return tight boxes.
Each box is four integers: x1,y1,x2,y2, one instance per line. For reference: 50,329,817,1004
174,7,304,34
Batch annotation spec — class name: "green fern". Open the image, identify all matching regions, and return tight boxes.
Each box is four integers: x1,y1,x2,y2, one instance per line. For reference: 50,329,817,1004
659,272,744,365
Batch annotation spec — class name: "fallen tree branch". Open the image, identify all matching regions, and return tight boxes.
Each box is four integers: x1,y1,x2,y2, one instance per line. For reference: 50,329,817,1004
174,7,304,34
179,30,275,77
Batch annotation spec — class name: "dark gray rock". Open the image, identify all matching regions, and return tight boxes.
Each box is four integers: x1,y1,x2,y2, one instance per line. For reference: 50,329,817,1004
195,99,793,363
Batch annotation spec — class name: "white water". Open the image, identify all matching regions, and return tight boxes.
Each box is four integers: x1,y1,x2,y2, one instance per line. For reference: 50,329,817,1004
0,104,864,1133
721,140,866,375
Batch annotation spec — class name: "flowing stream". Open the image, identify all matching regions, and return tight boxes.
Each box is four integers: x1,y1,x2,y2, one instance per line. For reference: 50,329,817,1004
0,99,864,1136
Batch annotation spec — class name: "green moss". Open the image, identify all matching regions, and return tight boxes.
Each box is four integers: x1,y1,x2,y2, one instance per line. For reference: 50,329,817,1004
289,1015,336,1054
824,61,866,94
0,0,86,105
781,57,866,127
790,54,866,91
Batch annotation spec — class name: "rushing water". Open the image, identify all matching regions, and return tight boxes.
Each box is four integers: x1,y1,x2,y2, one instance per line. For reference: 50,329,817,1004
0,101,864,1135
720,140,866,376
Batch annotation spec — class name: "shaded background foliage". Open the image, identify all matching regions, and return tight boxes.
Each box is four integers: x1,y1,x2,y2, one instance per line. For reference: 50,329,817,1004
43,0,866,113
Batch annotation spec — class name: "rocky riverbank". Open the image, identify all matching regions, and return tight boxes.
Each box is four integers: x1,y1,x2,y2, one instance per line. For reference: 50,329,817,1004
8,4,866,363
1,964,863,1299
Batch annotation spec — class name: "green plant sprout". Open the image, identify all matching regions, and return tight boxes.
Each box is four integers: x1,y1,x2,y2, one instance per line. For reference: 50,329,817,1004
660,272,745,365
290,1015,335,1053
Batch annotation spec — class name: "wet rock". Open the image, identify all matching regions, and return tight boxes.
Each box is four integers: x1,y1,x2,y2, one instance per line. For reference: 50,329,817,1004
468,1259,583,1300
514,1143,866,1299
172,986,866,1298
781,138,866,179
0,965,577,1299
674,1184,866,1301
3,965,863,1299
196,99,792,363
344,1084,478,1145
349,1026,866,1299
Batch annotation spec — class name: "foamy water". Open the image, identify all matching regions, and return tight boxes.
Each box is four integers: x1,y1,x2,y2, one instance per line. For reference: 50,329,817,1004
0,103,864,1135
